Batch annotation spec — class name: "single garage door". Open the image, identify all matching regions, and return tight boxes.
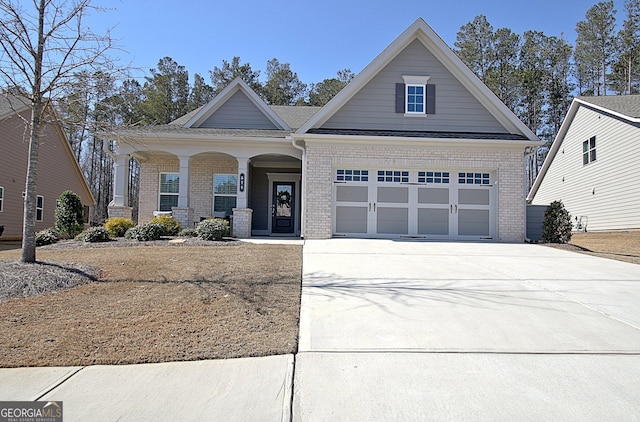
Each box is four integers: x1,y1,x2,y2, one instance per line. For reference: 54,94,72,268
333,169,496,240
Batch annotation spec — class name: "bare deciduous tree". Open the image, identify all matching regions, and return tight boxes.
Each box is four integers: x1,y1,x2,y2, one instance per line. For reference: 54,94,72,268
0,0,118,262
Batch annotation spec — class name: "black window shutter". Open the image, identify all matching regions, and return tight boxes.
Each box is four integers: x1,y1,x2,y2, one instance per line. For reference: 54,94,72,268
426,84,436,114
395,83,405,113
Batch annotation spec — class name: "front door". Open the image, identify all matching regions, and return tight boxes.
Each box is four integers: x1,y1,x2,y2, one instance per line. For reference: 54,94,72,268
272,182,295,234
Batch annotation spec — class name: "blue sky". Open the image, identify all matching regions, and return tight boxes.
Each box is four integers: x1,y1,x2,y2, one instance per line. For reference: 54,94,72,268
88,0,612,85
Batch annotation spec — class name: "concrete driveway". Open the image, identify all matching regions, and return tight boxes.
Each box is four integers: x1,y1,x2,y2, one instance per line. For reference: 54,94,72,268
294,240,640,421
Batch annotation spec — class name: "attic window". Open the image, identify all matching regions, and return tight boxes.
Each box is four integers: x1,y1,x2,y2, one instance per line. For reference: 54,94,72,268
396,76,436,115
583,136,596,165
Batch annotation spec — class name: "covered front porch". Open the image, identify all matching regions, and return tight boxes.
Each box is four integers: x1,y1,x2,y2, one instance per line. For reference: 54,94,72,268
108,146,302,238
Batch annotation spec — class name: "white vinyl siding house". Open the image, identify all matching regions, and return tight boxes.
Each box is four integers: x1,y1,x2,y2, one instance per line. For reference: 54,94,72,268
529,95,640,231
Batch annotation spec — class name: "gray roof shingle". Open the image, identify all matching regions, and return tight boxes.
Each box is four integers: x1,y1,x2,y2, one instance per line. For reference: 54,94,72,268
168,104,320,130
579,95,640,119
269,105,321,130
0,94,30,117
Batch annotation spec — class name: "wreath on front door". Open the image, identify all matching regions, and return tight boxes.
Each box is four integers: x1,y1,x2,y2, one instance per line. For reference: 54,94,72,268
277,190,291,208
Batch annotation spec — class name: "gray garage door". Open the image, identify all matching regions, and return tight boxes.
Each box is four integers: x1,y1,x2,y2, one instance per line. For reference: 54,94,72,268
334,169,495,240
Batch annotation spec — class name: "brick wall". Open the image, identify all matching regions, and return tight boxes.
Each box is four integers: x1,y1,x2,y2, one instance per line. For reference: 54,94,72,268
189,156,237,225
139,157,179,223
138,155,238,227
304,142,526,242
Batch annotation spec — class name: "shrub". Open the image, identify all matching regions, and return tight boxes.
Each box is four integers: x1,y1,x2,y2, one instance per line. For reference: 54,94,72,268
55,190,84,239
35,228,58,246
196,218,229,241
76,227,111,243
150,215,181,236
178,228,197,237
125,222,164,241
542,200,573,244
104,217,135,237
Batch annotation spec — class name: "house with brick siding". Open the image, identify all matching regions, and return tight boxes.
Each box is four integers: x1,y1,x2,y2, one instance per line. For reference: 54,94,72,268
106,18,541,242
0,95,95,240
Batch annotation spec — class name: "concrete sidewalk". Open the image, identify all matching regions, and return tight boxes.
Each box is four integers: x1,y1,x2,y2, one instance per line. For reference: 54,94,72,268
1,355,293,421
294,240,640,421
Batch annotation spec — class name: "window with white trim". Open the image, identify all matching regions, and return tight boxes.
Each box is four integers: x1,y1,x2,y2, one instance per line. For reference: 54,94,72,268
397,75,435,115
583,136,596,165
213,174,237,217
0,187,3,212
36,195,44,221
159,173,179,211
406,84,425,113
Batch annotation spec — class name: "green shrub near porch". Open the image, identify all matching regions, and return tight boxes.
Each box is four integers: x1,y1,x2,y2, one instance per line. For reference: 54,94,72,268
196,218,229,241
105,217,135,237
150,215,181,236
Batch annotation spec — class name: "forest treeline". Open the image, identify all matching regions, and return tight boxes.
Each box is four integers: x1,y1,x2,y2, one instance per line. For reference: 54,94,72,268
56,0,638,222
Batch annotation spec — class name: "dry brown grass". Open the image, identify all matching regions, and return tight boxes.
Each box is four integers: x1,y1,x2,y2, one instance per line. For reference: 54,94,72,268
547,231,640,265
0,241,302,367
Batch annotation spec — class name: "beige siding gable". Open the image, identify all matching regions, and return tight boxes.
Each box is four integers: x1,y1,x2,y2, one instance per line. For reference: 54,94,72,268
197,90,279,130
0,110,93,239
321,39,506,133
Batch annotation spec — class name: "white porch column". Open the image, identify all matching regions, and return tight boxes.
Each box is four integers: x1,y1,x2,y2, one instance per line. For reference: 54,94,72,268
236,157,250,208
178,156,190,208
112,154,130,207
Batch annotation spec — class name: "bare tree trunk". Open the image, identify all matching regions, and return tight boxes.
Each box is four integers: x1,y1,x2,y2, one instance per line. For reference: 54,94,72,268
20,0,46,263
629,56,633,95
21,103,42,263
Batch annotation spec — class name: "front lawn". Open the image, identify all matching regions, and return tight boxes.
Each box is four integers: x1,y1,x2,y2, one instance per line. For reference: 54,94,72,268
0,241,302,367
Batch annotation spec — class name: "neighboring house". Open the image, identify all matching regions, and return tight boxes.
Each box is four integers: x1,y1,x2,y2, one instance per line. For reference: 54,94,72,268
105,19,540,242
528,95,640,231
0,95,95,240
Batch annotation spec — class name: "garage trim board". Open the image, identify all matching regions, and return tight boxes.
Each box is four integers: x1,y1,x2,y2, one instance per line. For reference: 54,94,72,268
333,168,497,240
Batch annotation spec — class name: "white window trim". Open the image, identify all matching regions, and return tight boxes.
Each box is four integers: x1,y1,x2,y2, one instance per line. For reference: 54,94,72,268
583,136,596,165
36,195,44,222
159,172,180,211
0,186,3,212
402,75,430,116
213,174,238,217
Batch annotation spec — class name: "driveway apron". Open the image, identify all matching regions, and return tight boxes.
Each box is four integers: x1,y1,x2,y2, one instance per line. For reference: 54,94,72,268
294,239,640,421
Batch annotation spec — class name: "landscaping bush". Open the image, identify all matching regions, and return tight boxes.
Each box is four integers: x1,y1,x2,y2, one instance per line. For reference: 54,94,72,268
104,217,135,237
196,218,229,241
178,228,197,237
55,190,84,239
76,227,111,243
150,215,181,236
542,200,573,244
125,222,164,241
35,228,59,246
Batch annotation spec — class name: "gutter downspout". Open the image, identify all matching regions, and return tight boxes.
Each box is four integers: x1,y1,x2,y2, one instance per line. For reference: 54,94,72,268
524,146,536,243
291,136,305,239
